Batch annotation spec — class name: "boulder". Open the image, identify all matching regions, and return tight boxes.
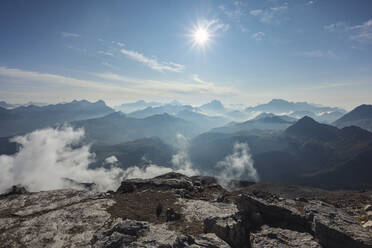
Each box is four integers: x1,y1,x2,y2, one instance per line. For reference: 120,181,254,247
116,172,195,194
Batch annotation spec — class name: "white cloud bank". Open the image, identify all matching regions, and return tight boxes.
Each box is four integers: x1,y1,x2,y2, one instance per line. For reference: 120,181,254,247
0,128,199,193
0,127,124,193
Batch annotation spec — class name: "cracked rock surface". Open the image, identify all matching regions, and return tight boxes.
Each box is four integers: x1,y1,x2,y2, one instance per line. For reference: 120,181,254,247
0,172,371,247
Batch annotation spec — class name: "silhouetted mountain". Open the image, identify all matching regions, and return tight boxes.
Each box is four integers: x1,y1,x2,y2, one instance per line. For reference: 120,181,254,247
0,100,114,137
245,99,345,115
114,100,162,113
91,137,174,169
211,114,294,134
285,116,340,141
333,104,372,132
73,112,200,145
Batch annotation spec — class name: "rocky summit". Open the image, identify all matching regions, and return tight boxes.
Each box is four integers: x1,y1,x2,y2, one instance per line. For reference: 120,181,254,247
0,172,372,248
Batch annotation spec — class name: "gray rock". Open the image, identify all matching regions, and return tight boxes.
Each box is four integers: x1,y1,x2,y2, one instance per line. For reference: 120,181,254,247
365,204,372,212
236,194,372,248
175,233,231,247
236,194,309,232
117,172,195,194
0,189,116,248
250,225,322,248
304,201,372,248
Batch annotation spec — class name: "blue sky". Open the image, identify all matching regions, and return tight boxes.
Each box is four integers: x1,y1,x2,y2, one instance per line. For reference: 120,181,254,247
0,0,371,109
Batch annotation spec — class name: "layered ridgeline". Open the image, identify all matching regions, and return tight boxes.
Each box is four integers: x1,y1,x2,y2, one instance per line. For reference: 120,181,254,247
1,99,372,190
0,173,371,247
0,100,114,137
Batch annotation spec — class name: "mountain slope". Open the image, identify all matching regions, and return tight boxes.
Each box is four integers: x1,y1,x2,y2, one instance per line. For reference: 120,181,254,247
285,116,341,141
333,104,372,132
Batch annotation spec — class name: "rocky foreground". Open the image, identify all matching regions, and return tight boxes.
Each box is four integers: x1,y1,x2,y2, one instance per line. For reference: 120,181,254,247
0,173,372,248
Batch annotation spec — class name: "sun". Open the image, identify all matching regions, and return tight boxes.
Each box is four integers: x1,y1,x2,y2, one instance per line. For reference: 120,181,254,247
193,27,210,45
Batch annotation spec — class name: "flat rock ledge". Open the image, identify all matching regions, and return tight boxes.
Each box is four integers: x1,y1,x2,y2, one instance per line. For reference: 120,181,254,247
0,172,371,248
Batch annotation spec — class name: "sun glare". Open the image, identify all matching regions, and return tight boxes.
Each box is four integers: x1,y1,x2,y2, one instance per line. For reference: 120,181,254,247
193,27,209,45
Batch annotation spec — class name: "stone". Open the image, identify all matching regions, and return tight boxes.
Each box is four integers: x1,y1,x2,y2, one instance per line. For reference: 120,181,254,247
250,225,322,248
363,220,372,229
165,208,180,222
304,201,372,248
364,204,372,212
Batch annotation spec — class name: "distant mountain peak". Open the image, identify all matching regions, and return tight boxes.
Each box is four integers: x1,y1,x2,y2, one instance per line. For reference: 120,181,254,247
333,104,372,125
200,100,225,112
169,100,182,106
285,116,340,141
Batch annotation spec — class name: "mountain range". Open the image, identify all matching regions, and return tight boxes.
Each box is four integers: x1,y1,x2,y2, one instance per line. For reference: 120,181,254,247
1,98,372,189
72,112,199,145
0,100,114,137
190,115,372,189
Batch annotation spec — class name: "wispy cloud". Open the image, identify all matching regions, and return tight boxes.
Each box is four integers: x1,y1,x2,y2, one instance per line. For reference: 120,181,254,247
324,22,347,32
120,49,185,72
252,32,265,41
304,82,356,90
249,4,288,24
297,50,337,58
324,19,372,44
349,19,372,44
219,2,245,21
192,74,212,85
0,67,237,102
207,19,230,33
98,51,114,56
60,32,80,38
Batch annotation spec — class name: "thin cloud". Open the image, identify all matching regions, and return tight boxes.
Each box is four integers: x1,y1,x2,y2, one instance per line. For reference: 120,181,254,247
60,32,80,38
252,32,265,41
349,19,372,44
297,50,337,59
324,19,372,44
120,48,185,72
0,67,237,101
192,74,212,85
207,19,230,33
249,4,288,24
304,82,356,90
98,51,114,56
324,22,347,32
219,3,244,21
306,1,315,6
